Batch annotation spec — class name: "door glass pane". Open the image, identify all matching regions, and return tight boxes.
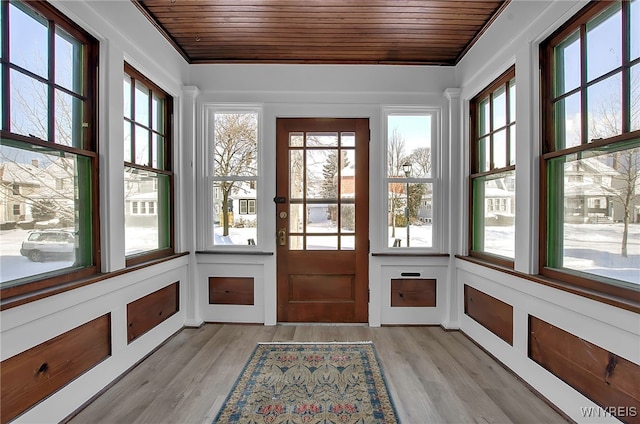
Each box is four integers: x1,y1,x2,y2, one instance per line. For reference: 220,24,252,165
341,150,356,198
587,72,622,142
341,132,355,147
341,236,355,250
10,70,48,140
307,132,338,147
493,129,507,169
55,90,83,147
492,86,507,129
290,150,304,199
307,204,334,232
586,4,622,82
289,204,304,233
289,236,303,250
341,205,355,233
553,92,581,149
55,27,83,94
289,132,303,147
307,235,338,250
307,149,333,199
10,3,48,79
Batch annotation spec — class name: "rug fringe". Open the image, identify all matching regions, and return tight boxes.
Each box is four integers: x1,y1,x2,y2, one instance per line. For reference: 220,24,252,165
258,341,373,345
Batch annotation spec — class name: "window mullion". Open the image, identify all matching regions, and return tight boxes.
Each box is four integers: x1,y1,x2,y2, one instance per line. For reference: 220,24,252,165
47,18,55,143
579,23,588,146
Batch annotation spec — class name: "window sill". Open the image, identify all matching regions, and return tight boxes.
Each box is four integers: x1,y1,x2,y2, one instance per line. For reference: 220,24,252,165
456,255,640,314
0,252,189,311
371,252,450,257
196,250,274,255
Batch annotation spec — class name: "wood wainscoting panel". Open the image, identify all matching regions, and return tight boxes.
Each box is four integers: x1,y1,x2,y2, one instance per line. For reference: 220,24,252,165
209,277,254,305
391,279,437,307
529,316,640,424
0,314,111,424
127,282,179,343
464,285,513,345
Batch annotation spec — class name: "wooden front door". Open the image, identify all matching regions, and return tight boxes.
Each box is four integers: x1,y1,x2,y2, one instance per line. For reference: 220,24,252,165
276,118,369,322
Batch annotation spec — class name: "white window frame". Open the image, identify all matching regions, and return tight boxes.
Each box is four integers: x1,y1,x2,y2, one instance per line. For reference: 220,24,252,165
382,107,442,252
202,104,263,250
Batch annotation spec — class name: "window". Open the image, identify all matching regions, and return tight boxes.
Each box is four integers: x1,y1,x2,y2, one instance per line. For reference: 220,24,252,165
469,67,516,267
541,0,639,299
0,1,98,297
123,64,173,264
207,107,260,247
385,110,438,249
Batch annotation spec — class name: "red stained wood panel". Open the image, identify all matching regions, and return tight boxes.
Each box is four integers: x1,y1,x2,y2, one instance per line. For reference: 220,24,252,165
289,275,354,302
529,316,640,424
391,278,436,307
464,285,513,345
127,282,179,343
0,314,111,424
209,277,254,305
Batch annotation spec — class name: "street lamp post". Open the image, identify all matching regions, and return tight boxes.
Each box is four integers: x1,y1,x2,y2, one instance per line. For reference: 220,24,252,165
402,162,412,247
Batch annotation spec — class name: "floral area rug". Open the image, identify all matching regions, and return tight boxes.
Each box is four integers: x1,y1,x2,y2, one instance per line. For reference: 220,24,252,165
213,342,399,423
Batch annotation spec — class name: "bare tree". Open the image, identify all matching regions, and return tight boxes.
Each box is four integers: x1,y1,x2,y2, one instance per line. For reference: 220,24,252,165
213,113,257,237
387,127,407,238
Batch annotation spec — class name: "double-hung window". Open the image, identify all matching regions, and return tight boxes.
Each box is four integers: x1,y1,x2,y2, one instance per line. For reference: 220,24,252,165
541,0,639,300
0,1,98,299
206,107,260,248
385,110,438,249
123,64,173,265
469,68,516,267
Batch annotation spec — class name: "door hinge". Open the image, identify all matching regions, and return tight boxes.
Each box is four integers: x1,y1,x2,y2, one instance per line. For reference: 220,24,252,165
368,239,370,253
368,289,370,303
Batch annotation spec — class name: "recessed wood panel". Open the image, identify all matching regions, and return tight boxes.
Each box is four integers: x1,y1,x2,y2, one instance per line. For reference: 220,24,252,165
127,282,179,343
0,314,111,423
391,278,436,307
529,316,640,423
209,277,254,305
464,285,513,345
289,274,354,302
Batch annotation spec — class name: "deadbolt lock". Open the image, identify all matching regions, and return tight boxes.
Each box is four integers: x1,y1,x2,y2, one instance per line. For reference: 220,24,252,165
277,228,286,246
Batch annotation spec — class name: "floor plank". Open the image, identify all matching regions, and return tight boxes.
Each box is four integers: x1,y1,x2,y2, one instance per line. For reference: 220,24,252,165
68,324,568,424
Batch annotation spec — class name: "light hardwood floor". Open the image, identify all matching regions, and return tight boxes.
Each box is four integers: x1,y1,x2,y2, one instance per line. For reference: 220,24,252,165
68,324,569,424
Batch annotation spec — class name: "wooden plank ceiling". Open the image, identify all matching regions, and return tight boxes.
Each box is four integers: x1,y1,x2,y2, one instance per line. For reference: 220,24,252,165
133,0,508,65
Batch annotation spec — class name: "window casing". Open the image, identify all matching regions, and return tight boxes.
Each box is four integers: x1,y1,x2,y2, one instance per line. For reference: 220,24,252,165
384,109,439,250
469,67,516,268
0,1,98,299
206,106,261,249
123,64,174,265
541,0,639,301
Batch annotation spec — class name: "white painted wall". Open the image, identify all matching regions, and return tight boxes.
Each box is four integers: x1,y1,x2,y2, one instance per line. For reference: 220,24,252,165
190,64,456,326
455,1,640,422
1,1,191,422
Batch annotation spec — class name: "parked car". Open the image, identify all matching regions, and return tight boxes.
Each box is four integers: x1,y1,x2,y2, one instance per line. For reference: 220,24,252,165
20,230,76,262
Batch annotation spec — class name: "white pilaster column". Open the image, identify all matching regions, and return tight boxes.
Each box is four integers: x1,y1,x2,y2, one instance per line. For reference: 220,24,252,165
443,87,462,329
181,85,203,327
